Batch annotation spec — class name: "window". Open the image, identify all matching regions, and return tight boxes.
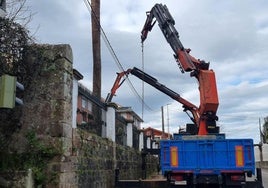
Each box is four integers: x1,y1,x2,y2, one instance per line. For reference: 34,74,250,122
87,101,92,112
87,113,94,120
82,97,86,109
82,111,87,123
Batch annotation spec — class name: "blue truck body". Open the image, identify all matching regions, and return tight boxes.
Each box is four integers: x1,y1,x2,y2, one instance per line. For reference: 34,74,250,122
160,138,255,177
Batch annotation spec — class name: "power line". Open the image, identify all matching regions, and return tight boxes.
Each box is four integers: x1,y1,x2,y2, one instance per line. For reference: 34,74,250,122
83,0,152,111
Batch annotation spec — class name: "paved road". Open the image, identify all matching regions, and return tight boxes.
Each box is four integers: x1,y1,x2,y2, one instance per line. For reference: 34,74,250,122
248,168,268,187
262,169,268,187
255,144,268,187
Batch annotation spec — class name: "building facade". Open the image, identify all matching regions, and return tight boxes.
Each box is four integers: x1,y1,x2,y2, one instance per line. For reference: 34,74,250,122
74,78,144,149
76,83,94,125
143,127,171,140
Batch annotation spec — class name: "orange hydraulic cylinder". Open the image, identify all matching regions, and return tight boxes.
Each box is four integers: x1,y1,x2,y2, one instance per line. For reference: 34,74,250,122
177,50,196,72
198,119,208,135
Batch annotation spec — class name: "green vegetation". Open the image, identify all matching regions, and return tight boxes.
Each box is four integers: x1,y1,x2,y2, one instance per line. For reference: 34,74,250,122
263,117,268,143
0,130,61,186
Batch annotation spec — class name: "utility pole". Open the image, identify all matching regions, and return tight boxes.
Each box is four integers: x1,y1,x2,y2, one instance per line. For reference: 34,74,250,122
91,0,102,135
161,106,165,139
166,104,170,139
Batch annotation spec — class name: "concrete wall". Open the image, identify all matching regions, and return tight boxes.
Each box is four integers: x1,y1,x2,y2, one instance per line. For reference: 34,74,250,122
72,75,80,128
255,144,268,168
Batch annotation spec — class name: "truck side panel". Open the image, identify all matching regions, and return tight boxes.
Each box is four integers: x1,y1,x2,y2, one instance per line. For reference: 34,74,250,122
160,139,255,175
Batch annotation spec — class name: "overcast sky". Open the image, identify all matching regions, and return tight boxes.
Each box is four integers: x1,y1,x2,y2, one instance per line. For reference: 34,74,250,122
20,0,268,143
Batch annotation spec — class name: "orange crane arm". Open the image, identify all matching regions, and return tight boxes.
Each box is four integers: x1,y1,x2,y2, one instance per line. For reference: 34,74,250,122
105,67,200,126
141,3,219,135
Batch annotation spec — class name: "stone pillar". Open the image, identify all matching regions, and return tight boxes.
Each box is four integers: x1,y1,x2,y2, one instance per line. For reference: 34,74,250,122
19,44,75,187
139,131,144,151
106,103,117,142
152,141,156,149
147,137,151,149
126,122,133,147
72,69,83,128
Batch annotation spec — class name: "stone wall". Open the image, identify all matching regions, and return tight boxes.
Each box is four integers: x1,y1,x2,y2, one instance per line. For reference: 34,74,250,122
0,44,74,187
74,129,158,188
0,43,158,187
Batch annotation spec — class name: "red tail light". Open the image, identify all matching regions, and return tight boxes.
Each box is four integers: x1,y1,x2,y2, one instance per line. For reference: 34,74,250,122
231,175,245,181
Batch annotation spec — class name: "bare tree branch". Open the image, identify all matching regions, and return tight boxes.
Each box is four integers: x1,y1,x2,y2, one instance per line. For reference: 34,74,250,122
6,0,35,27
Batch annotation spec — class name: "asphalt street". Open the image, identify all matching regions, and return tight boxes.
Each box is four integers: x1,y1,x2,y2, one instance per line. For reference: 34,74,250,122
261,169,268,188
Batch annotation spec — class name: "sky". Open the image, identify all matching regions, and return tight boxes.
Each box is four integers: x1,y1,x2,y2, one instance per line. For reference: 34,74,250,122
13,0,268,143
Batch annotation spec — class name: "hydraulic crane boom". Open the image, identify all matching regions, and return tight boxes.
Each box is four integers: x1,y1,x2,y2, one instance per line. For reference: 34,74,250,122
140,3,219,135
105,67,200,126
141,3,207,73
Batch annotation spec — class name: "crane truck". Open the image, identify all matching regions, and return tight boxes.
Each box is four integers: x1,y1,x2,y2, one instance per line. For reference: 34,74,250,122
109,3,263,188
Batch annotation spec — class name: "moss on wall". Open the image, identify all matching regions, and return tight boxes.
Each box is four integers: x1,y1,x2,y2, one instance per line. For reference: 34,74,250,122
0,130,61,187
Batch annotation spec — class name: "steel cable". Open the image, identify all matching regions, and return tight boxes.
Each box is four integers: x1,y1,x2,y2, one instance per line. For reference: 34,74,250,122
83,0,152,111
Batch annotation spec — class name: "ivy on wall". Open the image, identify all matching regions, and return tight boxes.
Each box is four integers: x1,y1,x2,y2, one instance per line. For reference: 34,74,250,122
0,17,30,156
0,17,30,77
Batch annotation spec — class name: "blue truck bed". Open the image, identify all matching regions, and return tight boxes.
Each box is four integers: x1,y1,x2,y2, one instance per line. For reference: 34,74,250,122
160,138,255,175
